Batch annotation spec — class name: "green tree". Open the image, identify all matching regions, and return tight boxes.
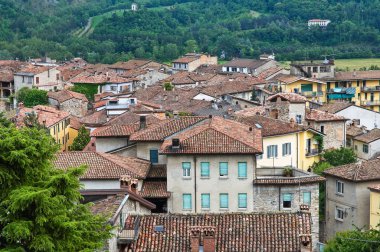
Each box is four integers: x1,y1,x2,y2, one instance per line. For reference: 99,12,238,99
322,147,357,166
250,88,258,102
185,40,199,53
16,87,48,108
0,125,111,251
0,112,11,127
70,125,91,151
325,228,380,252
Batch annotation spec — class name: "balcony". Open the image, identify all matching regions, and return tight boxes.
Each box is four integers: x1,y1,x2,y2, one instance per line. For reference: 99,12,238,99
301,91,324,97
305,148,320,157
361,86,380,92
117,216,140,245
361,101,380,106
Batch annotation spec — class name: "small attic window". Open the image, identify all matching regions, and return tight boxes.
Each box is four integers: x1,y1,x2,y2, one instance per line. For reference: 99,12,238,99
255,123,262,129
172,138,180,149
154,225,164,232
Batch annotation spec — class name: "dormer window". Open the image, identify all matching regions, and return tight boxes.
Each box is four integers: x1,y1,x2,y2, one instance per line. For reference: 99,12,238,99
172,138,180,149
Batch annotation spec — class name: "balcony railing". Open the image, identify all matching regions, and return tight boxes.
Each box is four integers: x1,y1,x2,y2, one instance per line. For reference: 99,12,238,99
117,216,140,245
306,148,320,157
361,101,380,106
361,86,380,92
301,91,324,97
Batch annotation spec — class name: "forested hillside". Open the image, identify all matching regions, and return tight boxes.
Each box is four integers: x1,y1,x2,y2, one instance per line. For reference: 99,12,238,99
1,0,380,63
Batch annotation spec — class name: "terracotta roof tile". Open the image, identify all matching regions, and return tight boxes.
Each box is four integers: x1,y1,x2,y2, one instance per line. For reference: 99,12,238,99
110,60,152,70
323,159,380,181
48,90,88,103
200,80,261,97
54,152,151,179
317,102,353,114
70,71,131,84
91,124,138,137
368,184,380,192
16,105,70,128
267,92,307,103
105,112,162,126
306,109,347,122
16,65,52,75
234,106,266,117
274,74,326,84
346,124,366,137
80,110,107,127
161,116,262,154
147,164,167,179
354,128,380,143
332,70,380,81
69,116,82,130
130,116,207,141
223,58,271,69
254,176,325,185
139,181,170,198
126,212,312,251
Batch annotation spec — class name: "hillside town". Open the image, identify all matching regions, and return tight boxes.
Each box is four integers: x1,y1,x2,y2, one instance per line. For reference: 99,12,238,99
2,53,380,251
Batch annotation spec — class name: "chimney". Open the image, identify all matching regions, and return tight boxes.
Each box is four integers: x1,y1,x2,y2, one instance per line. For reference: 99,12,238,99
163,94,167,101
18,102,24,109
172,138,180,149
289,118,295,128
173,111,179,119
120,175,131,190
203,228,216,252
130,178,138,194
190,229,201,252
139,115,147,130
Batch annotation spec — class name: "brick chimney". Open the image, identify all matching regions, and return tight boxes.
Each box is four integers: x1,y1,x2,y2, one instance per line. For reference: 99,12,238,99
203,227,216,252
120,175,131,190
289,118,295,128
130,178,138,194
190,228,201,252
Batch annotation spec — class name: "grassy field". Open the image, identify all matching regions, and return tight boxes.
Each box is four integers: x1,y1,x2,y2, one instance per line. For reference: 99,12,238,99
280,58,380,71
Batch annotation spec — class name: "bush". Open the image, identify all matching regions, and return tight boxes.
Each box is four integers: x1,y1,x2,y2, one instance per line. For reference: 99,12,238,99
322,147,357,166
16,87,48,107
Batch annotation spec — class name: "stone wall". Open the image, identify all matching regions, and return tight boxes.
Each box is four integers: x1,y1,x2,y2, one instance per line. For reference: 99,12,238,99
309,121,345,149
60,98,88,117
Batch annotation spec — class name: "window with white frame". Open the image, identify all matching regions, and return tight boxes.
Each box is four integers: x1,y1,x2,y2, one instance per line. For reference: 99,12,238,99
296,115,302,124
219,162,228,177
282,143,291,156
267,145,278,158
335,207,344,221
182,162,191,178
336,180,344,195
282,193,292,209
363,144,369,153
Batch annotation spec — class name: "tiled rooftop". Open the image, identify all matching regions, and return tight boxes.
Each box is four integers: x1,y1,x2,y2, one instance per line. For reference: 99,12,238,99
317,102,353,114
354,128,380,143
306,109,347,122
368,184,380,192
79,110,108,127
139,181,170,198
267,92,307,103
323,159,380,182
234,106,266,117
91,124,139,137
70,71,131,84
147,165,167,179
130,116,207,141
125,212,312,252
104,112,162,126
161,116,262,154
17,105,70,128
346,124,366,137
48,90,88,103
332,70,380,81
223,58,271,69
54,152,151,180
110,59,151,70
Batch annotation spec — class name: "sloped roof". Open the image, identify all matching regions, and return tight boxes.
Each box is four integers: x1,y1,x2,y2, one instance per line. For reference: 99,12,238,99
317,102,353,114
104,112,162,126
234,106,266,117
79,110,107,127
306,109,347,122
274,74,326,84
126,212,312,251
16,105,70,128
332,70,380,81
368,184,380,192
161,116,262,154
110,59,152,70
223,58,271,69
130,116,207,141
355,128,380,143
48,90,88,103
267,93,307,103
91,124,139,137
323,159,380,182
346,124,366,137
70,71,131,84
139,181,170,198
54,152,150,180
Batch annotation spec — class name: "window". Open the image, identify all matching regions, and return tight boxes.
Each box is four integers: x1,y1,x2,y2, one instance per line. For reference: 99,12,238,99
238,193,247,209
219,162,228,177
336,180,344,195
313,66,318,73
335,207,344,221
267,145,278,158
320,125,325,134
256,154,263,159
182,162,191,177
201,194,210,209
110,86,117,91
296,115,302,124
363,144,369,153
282,143,291,156
220,193,229,209
149,149,159,164
36,77,39,84
303,192,311,205
200,162,210,178
355,145,358,151
357,80,360,87
56,73,59,80
22,76,25,83
238,162,247,178
183,194,192,210
282,193,292,209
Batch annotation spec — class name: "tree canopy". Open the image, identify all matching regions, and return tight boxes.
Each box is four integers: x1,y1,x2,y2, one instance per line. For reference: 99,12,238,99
325,228,380,252
70,125,91,151
16,87,48,108
0,122,111,251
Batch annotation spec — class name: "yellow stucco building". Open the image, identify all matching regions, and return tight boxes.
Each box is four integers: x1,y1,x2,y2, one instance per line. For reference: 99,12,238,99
369,185,380,229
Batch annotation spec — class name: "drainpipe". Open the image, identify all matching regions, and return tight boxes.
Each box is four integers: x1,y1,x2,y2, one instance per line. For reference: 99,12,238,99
193,156,197,213
278,186,281,211
296,133,299,169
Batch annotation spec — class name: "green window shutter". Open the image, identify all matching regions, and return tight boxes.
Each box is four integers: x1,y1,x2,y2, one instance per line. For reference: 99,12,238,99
274,145,278,157
267,146,271,158
283,193,292,201
201,194,210,209
219,162,228,176
183,194,192,209
282,143,286,156
303,192,311,205
220,194,228,208
201,162,210,177
238,193,247,208
238,162,247,178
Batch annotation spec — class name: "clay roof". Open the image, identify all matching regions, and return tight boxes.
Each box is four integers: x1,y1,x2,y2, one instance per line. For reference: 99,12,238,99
237,115,305,137
267,92,307,103
0,69,15,82
126,212,312,251
79,110,107,127
16,65,52,75
258,66,284,80
69,116,82,130
234,106,266,117
355,128,380,143
48,90,88,103
17,105,70,128
317,102,353,114
332,70,380,81
200,80,259,97
91,124,139,137
306,109,347,122
162,71,215,86
147,164,167,179
274,74,326,84
346,125,366,137
54,152,151,180
104,112,162,126
368,184,380,192
130,116,207,141
139,181,170,198
223,58,271,69
70,71,131,84
110,60,151,70
172,56,198,64
161,116,262,154
254,176,325,185
323,159,380,182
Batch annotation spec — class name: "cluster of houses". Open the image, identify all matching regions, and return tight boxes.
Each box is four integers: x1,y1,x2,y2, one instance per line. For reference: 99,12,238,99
2,53,380,251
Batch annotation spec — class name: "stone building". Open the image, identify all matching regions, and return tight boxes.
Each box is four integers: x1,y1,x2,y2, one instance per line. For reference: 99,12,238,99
48,89,89,117
266,93,307,124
